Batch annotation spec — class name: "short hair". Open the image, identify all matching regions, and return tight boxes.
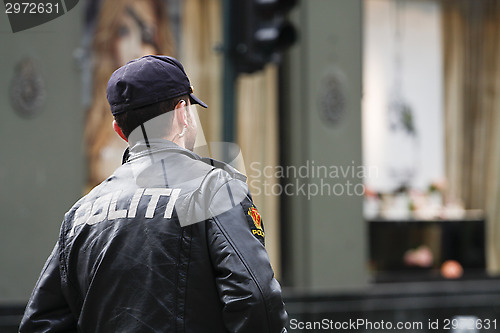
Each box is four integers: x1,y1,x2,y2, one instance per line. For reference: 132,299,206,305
114,94,189,139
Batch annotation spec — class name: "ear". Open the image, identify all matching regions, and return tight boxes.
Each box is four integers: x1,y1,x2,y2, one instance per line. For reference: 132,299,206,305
174,100,188,127
113,120,128,142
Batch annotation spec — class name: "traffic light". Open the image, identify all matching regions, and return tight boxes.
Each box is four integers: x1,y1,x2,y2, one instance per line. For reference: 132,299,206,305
230,0,298,74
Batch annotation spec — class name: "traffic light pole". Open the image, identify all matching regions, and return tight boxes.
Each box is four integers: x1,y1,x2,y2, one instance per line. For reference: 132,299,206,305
222,0,237,144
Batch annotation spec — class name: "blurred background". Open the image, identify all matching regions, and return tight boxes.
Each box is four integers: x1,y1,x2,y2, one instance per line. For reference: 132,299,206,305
1,0,500,331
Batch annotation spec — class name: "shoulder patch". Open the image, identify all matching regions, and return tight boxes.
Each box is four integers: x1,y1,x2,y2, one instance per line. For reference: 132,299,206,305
246,204,265,245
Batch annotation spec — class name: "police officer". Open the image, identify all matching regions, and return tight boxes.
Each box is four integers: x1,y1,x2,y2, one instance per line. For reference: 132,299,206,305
20,55,288,332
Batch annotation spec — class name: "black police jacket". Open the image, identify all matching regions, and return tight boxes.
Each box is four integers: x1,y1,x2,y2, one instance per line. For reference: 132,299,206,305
19,140,287,332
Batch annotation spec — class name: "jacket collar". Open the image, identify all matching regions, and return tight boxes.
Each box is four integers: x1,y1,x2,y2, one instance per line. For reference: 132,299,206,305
126,139,200,163
124,139,246,182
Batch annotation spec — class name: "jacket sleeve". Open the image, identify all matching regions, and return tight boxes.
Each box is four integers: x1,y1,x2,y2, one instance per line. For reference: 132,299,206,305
19,242,77,333
207,179,288,333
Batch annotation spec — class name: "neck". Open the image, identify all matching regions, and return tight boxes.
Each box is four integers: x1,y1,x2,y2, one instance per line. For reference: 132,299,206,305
166,133,186,149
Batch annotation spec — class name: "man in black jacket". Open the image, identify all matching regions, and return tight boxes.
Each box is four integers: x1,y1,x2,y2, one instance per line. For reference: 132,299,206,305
19,55,288,332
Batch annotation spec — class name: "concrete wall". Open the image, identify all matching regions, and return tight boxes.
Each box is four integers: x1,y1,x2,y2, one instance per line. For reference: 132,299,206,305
281,0,366,291
0,5,84,304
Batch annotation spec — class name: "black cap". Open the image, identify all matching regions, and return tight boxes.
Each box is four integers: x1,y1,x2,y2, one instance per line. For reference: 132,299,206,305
107,55,208,115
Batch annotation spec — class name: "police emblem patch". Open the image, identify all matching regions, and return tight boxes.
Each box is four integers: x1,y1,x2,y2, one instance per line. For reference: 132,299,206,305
247,205,265,245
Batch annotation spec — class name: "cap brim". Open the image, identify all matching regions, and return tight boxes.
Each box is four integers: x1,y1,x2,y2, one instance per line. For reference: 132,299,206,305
189,93,208,108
